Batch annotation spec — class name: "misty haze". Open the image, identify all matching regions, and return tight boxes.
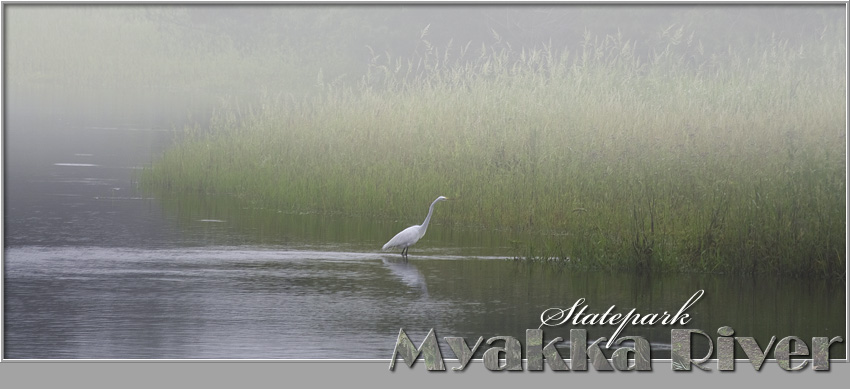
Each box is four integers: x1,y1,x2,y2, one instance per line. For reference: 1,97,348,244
2,4,845,360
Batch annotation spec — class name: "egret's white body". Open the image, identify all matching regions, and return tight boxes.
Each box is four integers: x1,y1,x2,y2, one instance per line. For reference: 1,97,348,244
382,196,447,258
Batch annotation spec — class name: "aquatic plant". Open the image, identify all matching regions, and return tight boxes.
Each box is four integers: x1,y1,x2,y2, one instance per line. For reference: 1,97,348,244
138,24,845,278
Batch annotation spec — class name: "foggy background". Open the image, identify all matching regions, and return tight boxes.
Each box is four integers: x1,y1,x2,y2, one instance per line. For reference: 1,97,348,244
2,4,846,361
4,4,844,101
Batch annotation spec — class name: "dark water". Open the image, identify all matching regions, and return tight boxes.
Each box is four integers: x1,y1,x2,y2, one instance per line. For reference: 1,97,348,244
3,100,846,360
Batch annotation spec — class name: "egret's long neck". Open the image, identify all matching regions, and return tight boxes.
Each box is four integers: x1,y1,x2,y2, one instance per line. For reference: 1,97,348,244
420,199,440,233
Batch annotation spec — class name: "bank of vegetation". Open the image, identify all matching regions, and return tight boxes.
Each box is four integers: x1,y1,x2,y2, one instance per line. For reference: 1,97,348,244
142,26,845,278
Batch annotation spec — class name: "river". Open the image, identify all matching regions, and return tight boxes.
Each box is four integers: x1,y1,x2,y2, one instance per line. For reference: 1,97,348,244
3,94,845,360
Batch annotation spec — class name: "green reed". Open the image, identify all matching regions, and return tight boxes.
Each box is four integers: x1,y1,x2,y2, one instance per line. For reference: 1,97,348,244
142,28,845,278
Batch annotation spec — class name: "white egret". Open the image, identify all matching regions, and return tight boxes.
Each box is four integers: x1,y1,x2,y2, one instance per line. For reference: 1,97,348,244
382,196,448,258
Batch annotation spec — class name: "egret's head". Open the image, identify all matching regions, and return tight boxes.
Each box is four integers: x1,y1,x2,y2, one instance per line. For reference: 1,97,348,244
436,196,448,202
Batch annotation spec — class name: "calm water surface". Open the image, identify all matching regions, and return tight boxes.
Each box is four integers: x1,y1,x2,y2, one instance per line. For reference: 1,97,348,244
4,102,845,359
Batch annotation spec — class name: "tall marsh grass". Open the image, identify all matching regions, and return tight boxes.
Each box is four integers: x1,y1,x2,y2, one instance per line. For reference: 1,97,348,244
142,28,846,278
